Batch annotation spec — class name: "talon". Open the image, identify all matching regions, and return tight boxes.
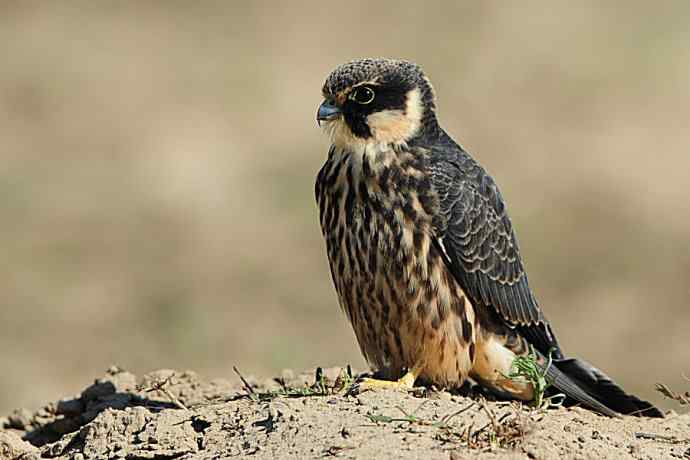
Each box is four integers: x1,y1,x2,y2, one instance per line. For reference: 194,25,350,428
347,370,418,395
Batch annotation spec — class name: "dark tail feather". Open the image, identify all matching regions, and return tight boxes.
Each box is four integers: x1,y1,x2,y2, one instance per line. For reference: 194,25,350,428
544,357,663,418
543,357,620,417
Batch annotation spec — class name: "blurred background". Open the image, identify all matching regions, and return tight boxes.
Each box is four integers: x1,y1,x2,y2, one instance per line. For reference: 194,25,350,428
1,1,688,413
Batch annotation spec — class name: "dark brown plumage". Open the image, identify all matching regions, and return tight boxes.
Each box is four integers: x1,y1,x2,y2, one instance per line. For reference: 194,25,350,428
315,58,662,417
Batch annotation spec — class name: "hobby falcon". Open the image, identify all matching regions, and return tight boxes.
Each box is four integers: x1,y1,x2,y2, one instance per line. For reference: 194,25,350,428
314,58,661,417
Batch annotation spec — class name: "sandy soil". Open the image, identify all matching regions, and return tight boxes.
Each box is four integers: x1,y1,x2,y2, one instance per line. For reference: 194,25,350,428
2,3,690,417
1,367,687,460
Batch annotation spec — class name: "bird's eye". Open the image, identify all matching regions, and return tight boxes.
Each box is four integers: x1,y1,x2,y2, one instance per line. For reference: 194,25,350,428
350,86,375,104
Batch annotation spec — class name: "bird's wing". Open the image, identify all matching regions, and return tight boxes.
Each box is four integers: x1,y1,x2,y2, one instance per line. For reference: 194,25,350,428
428,143,562,358
426,140,664,417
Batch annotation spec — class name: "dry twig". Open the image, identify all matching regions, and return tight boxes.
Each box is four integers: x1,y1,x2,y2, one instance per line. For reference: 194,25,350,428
655,383,690,406
635,432,690,444
233,366,258,400
138,374,189,411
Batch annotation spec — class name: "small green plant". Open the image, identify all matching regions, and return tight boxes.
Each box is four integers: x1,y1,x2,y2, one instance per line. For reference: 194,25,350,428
506,346,558,409
232,366,355,402
366,408,424,425
365,401,474,428
366,400,532,451
332,365,355,393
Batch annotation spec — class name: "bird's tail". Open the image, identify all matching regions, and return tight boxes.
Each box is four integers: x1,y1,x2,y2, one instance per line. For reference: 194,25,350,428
544,356,663,418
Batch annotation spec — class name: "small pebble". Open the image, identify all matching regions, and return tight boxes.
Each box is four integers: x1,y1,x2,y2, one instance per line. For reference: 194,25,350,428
436,391,452,401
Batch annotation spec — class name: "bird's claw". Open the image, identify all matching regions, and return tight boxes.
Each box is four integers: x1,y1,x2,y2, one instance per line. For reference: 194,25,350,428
347,372,418,396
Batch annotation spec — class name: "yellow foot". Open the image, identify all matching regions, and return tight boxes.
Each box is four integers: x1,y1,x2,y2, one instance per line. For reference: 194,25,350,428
349,371,417,395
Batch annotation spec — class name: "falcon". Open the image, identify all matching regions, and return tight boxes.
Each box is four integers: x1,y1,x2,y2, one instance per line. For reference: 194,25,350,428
314,58,661,417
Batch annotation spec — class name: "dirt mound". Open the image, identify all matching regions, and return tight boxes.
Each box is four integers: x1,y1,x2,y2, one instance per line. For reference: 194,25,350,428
1,367,688,459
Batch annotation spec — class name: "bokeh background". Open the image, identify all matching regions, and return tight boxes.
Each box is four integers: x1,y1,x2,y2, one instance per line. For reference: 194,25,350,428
1,1,688,414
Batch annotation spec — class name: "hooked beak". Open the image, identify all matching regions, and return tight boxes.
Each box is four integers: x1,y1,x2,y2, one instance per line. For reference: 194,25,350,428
316,99,342,126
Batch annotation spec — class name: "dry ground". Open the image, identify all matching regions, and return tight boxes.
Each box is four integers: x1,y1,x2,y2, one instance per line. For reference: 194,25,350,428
1,0,689,432
2,367,689,460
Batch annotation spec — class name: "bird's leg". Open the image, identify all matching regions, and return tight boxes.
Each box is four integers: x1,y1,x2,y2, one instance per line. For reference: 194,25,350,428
470,334,535,401
350,363,424,394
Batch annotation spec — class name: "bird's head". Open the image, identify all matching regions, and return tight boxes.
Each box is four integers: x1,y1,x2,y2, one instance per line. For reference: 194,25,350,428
317,58,438,152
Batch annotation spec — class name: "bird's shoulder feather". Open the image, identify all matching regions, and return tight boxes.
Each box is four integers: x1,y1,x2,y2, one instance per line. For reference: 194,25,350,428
422,132,562,357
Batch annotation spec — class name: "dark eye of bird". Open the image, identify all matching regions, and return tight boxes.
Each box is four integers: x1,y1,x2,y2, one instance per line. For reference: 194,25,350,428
350,86,375,105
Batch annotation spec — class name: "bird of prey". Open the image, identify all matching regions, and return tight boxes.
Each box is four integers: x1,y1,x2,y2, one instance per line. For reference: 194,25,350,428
314,58,661,417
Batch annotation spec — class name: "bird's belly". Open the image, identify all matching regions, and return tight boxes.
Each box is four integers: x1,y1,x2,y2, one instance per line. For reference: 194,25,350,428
320,191,477,387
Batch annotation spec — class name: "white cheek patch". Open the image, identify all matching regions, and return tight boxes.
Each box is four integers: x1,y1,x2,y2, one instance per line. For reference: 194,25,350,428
320,86,425,160
321,118,387,173
366,110,412,145
367,87,424,146
404,86,425,133
321,118,366,153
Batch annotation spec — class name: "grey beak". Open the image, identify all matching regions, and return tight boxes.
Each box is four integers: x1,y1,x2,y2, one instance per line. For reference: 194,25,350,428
317,100,342,126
